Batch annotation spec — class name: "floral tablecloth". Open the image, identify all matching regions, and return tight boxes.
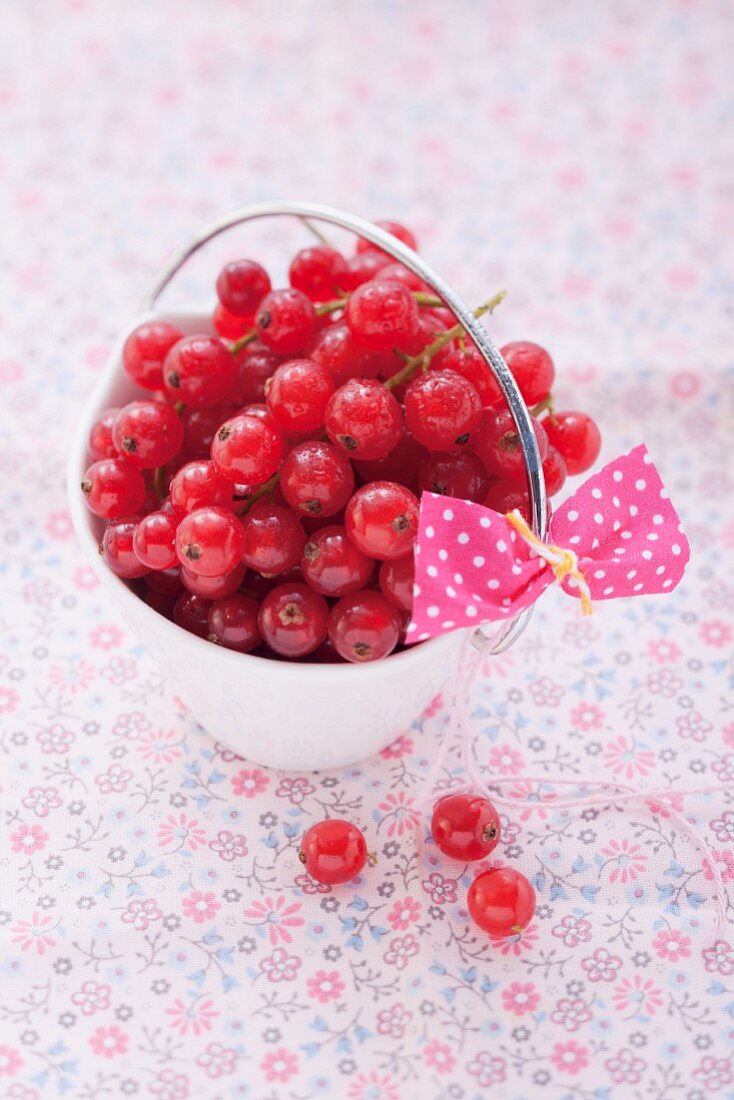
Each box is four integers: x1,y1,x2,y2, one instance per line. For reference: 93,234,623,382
1,1,733,1097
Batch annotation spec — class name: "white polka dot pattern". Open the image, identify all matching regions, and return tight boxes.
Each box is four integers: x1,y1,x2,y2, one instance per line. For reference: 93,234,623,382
408,445,691,641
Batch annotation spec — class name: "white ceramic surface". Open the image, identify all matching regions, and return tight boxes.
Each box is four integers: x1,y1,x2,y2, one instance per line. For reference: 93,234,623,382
67,308,469,771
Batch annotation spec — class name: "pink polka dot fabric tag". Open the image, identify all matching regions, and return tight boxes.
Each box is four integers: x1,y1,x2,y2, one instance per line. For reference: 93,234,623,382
407,444,691,643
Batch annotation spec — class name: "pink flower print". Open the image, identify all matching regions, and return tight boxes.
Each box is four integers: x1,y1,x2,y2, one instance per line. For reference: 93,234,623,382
89,1025,128,1058
165,996,219,1037
121,898,162,932
136,728,182,764
347,1074,400,1100
647,668,683,697
647,638,682,664
383,934,420,970
275,775,315,805
466,1051,506,1086
612,976,663,1017
20,786,62,818
581,947,623,982
380,733,414,759
181,891,220,925
724,723,734,749
23,578,59,606
644,792,684,818
231,768,270,797
488,743,525,775
71,980,111,1016
550,1040,589,1075
94,763,132,794
157,813,207,852
10,912,57,954
10,824,49,856
423,1039,455,1074
112,711,151,740
88,623,124,650
260,1048,299,1084
675,711,712,742
529,676,565,707
501,981,540,1015
699,619,732,647
6,1084,39,1100
196,1042,238,1079
0,1047,22,1077
421,871,457,905
551,996,593,1032
499,815,521,845
0,686,19,715
703,941,734,976
569,701,605,731
711,811,734,844
712,754,734,783
552,914,592,948
294,872,331,895
209,830,247,862
651,929,692,962
694,1056,734,1091
73,566,99,591
212,741,242,763
386,896,422,931
36,724,74,754
149,1069,189,1099
44,509,73,540
100,655,137,685
504,781,556,821
604,1048,646,1085
377,790,420,837
376,1003,412,1039
48,658,95,695
602,735,655,779
494,922,539,957
243,896,304,945
306,969,345,1004
704,849,734,883
600,838,647,883
260,947,301,983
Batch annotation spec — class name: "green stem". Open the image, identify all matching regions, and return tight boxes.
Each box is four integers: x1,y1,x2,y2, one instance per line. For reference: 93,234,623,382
384,289,506,390
530,395,554,419
234,472,281,516
153,465,167,503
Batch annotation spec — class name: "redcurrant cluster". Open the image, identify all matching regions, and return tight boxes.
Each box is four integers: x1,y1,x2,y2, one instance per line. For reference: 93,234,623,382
299,791,535,939
82,219,602,663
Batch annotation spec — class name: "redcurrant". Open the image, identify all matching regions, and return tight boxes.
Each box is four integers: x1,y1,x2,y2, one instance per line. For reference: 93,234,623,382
482,481,531,520
403,370,482,451
474,409,548,482
170,460,236,513
418,451,489,503
213,303,251,341
81,459,146,520
299,819,368,884
122,321,183,391
182,403,237,457
265,358,335,433
543,445,567,496
146,567,184,596
431,793,501,861
378,553,414,612
216,259,271,317
337,251,391,292
325,379,403,460
431,345,503,408
353,434,426,493
500,341,555,406
467,867,536,938
112,401,184,469
258,582,329,658
255,288,316,355
308,323,381,387
180,562,246,599
232,342,281,404
173,592,212,638
543,410,601,475
133,510,179,571
301,525,374,597
163,335,237,407
328,589,401,663
280,440,355,517
102,519,149,579
356,219,418,256
373,262,426,292
207,594,261,653
88,408,120,461
289,246,347,302
175,507,245,577
211,414,283,484
345,280,419,352
241,501,306,575
345,481,419,561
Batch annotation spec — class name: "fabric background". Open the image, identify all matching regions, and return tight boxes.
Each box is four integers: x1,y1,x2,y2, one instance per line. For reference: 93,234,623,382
1,2,733,1097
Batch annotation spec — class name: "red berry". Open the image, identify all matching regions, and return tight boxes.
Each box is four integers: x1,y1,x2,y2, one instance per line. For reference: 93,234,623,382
170,460,236,513
345,481,419,561
467,867,536,938
213,303,252,341
289,246,347,302
431,346,503,408
146,567,184,597
175,507,245,577
299,819,368,884
325,379,403,461
122,321,183,391
258,583,329,658
280,440,355,518
102,519,149,579
345,280,419,352
373,262,426,292
378,553,414,612
255,288,316,355
482,481,530,520
88,408,120,461
431,793,501,861
543,410,601,475
145,587,177,619
241,501,306,575
211,414,283,485
182,403,237,457
500,341,555,406
356,220,418,256
81,459,146,520
309,323,381,387
543,445,568,496
404,370,482,452
216,259,271,317
353,434,426,493
474,409,548,482
133,510,179,571
173,592,212,638
207,594,261,653
180,562,245,599
265,358,335,433
232,343,281,404
337,251,391,292
301,525,374,597
163,335,237,407
328,589,401,663
418,452,489,503
112,401,184,469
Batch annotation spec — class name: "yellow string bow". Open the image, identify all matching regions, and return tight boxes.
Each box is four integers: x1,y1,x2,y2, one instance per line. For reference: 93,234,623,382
505,510,594,616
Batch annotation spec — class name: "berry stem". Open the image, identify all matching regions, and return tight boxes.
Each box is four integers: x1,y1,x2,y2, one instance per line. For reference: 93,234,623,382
298,216,334,247
153,464,167,503
529,394,555,420
234,472,281,516
384,289,507,391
